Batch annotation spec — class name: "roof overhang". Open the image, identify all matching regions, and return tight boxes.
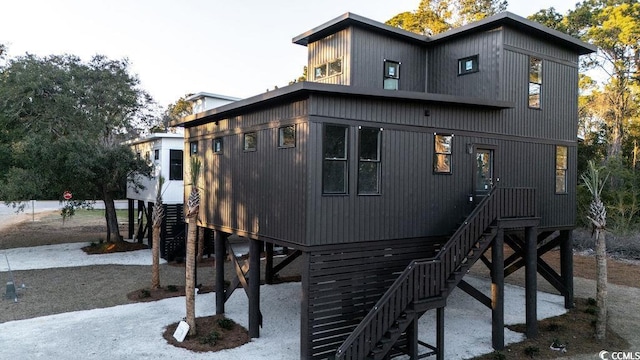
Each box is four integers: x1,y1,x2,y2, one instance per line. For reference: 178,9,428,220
172,82,514,128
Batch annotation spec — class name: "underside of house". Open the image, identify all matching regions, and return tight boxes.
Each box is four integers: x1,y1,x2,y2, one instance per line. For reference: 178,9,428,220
173,11,595,360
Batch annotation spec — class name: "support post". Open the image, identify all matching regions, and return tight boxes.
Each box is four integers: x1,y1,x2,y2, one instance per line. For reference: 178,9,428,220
215,231,226,315
491,229,505,350
525,226,538,338
406,319,418,359
265,242,274,284
436,307,445,360
560,229,574,309
249,238,261,338
300,251,310,360
127,198,134,239
146,202,153,245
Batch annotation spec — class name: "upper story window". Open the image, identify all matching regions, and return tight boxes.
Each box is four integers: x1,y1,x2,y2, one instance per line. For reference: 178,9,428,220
279,125,296,148
434,134,453,174
555,145,567,194
190,141,198,155
383,60,400,90
458,55,479,75
169,149,183,180
529,57,542,109
154,149,159,161
358,127,381,195
244,132,257,152
213,138,223,154
314,58,342,80
323,124,349,194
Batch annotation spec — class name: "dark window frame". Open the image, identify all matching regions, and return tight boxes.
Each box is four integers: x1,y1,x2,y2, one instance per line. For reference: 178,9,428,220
322,124,349,195
358,127,382,195
190,141,198,155
278,125,296,148
154,149,159,161
213,138,223,154
458,55,479,75
434,134,453,174
244,132,257,152
169,149,183,181
383,59,400,90
555,145,568,194
529,57,543,109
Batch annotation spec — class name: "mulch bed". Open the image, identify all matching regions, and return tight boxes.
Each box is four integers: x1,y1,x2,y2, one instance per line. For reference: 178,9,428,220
82,241,148,254
162,315,250,353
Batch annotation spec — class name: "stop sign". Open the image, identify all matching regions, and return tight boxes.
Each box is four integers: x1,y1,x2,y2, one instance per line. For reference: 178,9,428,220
63,191,72,200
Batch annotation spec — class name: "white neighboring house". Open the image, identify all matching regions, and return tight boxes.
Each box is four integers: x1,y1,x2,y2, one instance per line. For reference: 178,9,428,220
186,92,241,114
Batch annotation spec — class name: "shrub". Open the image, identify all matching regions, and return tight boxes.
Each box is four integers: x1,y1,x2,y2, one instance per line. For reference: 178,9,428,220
491,351,506,360
138,289,151,298
587,298,597,306
546,322,560,331
217,318,235,330
199,331,221,346
166,285,178,292
524,345,540,358
585,307,598,315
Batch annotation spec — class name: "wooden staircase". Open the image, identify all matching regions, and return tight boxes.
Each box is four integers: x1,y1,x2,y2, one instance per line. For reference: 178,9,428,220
334,187,536,360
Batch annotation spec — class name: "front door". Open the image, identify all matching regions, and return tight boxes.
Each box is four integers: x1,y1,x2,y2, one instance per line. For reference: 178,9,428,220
474,148,494,200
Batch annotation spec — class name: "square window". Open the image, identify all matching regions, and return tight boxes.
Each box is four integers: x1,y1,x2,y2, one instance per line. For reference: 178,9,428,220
458,55,479,75
314,64,327,80
529,83,541,108
213,138,223,154
244,132,257,151
328,59,342,76
434,134,453,174
278,125,296,148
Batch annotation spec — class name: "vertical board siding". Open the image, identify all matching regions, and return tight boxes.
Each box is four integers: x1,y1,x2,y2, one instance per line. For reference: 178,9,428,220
308,28,351,85
503,28,579,63
350,27,426,92
428,29,502,100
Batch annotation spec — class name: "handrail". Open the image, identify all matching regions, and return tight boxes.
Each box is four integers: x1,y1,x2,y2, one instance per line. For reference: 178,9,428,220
334,186,538,359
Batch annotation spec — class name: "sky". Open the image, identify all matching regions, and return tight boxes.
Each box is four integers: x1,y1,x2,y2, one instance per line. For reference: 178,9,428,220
0,0,575,110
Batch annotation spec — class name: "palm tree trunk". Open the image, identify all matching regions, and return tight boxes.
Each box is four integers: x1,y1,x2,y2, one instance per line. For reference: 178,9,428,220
197,226,205,262
151,223,161,289
595,228,608,339
185,216,198,336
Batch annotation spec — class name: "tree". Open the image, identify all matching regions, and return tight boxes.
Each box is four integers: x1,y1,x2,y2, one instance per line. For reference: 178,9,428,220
151,176,165,290
185,156,202,336
0,53,154,241
386,0,508,36
153,95,193,133
581,160,610,339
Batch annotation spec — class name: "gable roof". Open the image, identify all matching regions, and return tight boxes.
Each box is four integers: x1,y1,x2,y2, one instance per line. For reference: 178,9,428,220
292,12,596,55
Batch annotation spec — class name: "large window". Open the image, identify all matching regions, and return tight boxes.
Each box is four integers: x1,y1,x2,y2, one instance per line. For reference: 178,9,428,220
358,127,381,194
314,58,342,80
383,60,400,90
556,146,567,193
529,57,542,108
458,55,479,75
323,124,349,194
169,149,183,180
434,134,453,173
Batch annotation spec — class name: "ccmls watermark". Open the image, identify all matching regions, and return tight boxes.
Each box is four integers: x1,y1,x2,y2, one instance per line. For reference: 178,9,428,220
599,350,640,360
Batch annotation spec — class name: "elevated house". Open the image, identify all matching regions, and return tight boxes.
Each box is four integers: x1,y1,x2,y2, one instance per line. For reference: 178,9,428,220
173,12,595,360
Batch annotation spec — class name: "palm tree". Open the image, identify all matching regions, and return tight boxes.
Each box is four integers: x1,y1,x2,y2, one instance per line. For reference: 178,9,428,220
580,160,609,340
151,176,165,290
185,156,202,336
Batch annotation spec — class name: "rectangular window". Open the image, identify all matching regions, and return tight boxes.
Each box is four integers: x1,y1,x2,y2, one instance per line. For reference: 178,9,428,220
278,125,296,148
244,132,257,152
529,57,542,108
323,124,348,194
358,127,381,194
434,134,453,174
383,60,400,90
154,149,159,161
169,149,183,180
458,55,479,75
314,63,327,80
556,146,567,193
213,138,223,154
328,59,342,76
190,141,198,155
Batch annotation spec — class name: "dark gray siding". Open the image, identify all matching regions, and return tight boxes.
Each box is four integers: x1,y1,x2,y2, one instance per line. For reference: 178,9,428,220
503,27,579,63
305,95,576,246
308,28,351,85
186,101,310,245
350,27,426,92
427,28,503,100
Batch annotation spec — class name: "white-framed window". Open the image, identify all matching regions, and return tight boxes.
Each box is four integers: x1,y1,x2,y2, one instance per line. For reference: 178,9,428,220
556,145,567,193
